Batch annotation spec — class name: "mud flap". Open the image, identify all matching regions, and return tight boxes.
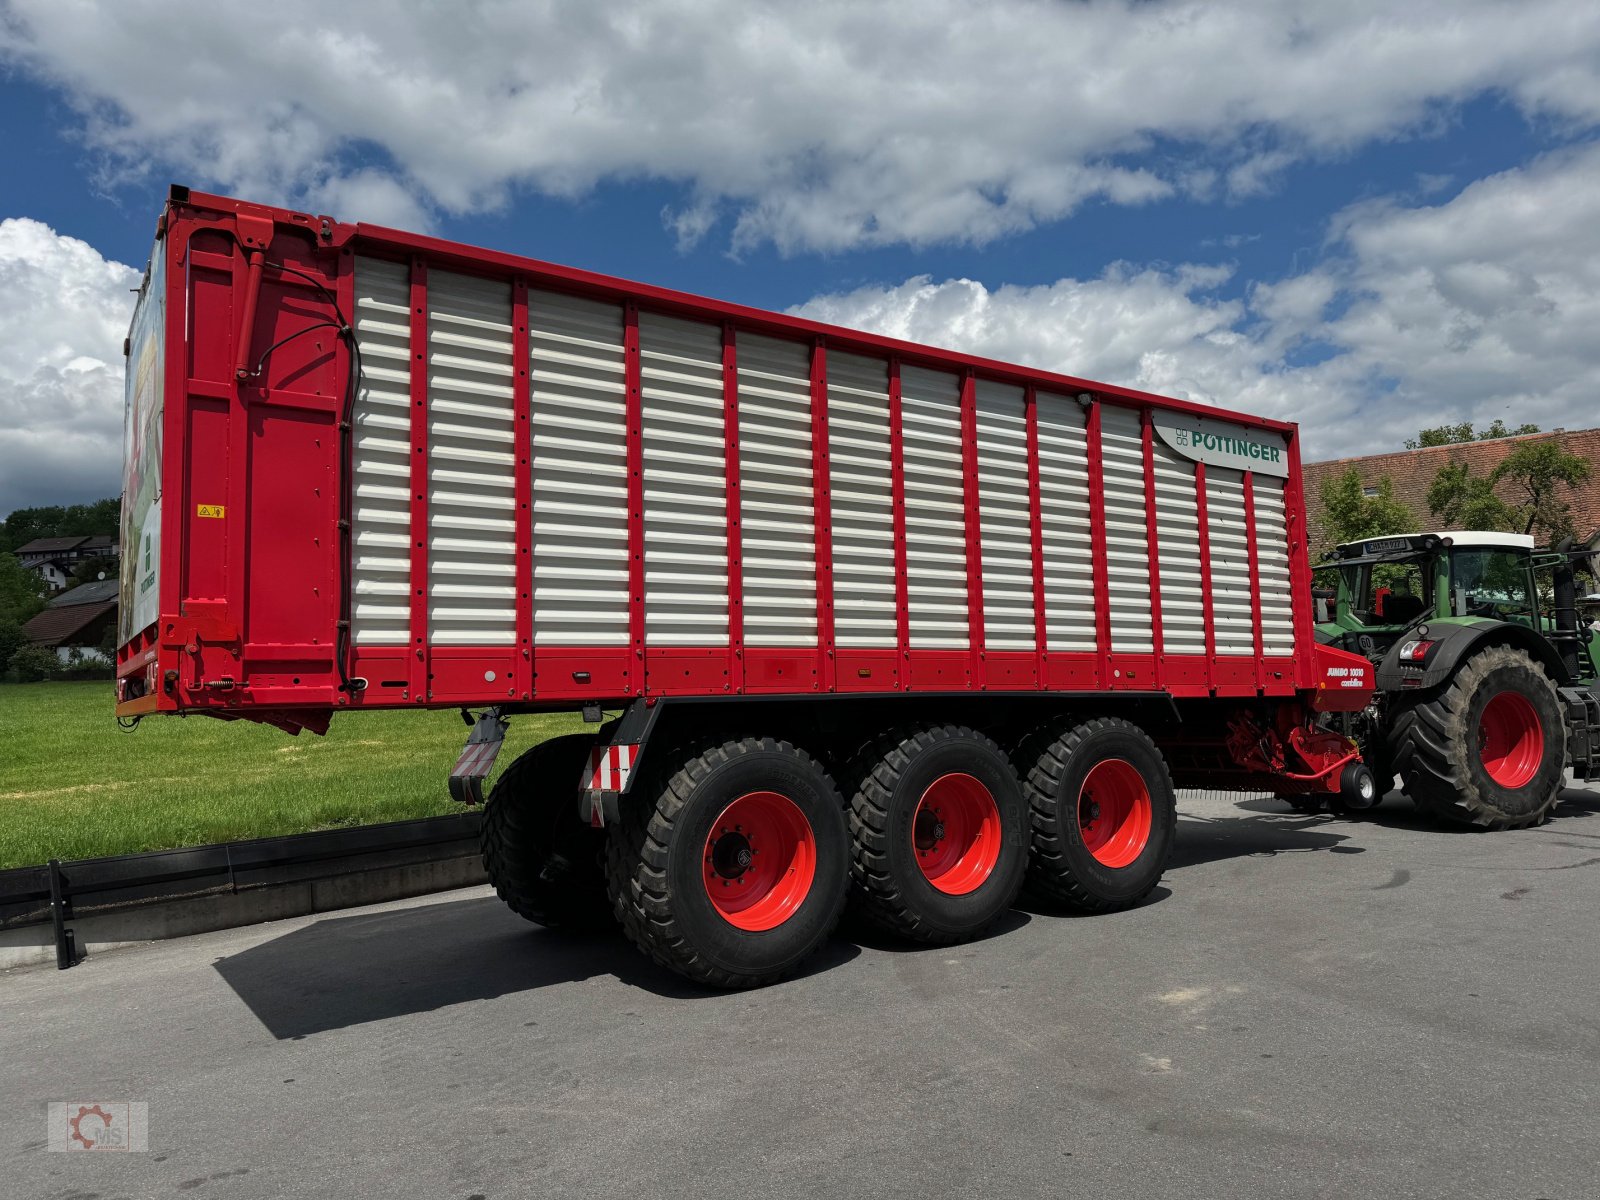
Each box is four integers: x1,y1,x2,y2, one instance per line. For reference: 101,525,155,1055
448,710,508,805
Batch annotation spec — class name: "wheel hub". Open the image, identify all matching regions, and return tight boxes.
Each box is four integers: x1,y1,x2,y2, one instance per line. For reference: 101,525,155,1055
709,829,755,880
913,809,947,853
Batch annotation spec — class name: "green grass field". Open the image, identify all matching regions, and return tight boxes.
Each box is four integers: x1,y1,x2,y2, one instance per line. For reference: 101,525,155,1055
0,682,583,869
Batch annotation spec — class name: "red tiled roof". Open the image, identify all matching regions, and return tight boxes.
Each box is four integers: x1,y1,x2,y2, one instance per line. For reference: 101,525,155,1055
20,599,117,648
1304,427,1600,550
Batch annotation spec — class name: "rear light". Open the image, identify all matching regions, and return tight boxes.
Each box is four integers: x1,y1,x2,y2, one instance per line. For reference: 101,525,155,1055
1399,639,1433,662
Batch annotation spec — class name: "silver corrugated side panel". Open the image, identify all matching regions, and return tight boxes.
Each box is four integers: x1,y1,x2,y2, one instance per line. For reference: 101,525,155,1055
900,365,968,650
1151,439,1207,656
350,257,414,646
827,352,896,649
975,381,1034,651
639,312,729,646
425,270,518,647
530,290,630,647
1036,392,1095,653
1206,465,1255,654
1101,404,1154,654
738,334,817,647
1252,475,1295,656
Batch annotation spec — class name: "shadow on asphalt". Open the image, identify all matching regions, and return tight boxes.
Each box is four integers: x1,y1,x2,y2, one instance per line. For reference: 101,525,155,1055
219,787,1600,1040
213,898,862,1039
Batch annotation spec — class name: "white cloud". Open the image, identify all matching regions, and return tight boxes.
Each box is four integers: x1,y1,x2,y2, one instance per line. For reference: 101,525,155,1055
0,218,138,517
3,1,1599,252
792,145,1600,459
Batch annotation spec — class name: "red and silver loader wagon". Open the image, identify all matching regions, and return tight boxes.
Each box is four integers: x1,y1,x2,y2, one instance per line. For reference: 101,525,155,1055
115,187,1377,987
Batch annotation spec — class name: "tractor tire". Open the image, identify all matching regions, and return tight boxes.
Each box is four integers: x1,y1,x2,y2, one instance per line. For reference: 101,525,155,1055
1390,645,1566,830
605,737,849,989
481,733,611,931
1019,717,1177,912
846,725,1029,944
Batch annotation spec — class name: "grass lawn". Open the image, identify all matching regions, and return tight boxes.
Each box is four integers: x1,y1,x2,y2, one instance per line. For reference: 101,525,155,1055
0,682,585,869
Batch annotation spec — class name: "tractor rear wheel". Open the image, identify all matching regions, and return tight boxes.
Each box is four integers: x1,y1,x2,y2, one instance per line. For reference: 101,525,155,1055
605,737,850,989
1019,717,1177,912
481,733,610,930
1390,645,1566,830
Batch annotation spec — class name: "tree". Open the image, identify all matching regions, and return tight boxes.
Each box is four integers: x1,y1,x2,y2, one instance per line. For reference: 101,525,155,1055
1318,468,1417,556
0,551,48,677
0,498,120,555
1426,461,1517,533
1404,420,1540,449
1493,439,1592,541
0,551,46,626
1424,438,1591,542
70,555,120,587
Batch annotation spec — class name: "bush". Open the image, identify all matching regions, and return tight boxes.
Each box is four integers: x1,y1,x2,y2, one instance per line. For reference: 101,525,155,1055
8,643,61,683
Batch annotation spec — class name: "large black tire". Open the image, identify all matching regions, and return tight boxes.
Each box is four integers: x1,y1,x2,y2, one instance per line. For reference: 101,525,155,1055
847,725,1029,944
1019,717,1177,912
1390,645,1566,830
481,733,610,930
605,737,849,989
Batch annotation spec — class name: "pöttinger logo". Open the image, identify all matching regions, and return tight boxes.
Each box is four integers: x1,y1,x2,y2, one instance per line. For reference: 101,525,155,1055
48,1102,148,1152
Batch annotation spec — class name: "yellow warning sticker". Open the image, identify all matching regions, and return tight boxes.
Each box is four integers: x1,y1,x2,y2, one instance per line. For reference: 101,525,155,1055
196,504,226,519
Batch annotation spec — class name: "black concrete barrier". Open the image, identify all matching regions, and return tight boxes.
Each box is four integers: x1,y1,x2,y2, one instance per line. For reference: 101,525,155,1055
0,812,485,970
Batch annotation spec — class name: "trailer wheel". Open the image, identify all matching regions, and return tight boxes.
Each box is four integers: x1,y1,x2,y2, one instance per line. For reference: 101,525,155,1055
1390,644,1566,830
1020,717,1176,912
605,737,849,989
847,725,1029,944
481,733,610,930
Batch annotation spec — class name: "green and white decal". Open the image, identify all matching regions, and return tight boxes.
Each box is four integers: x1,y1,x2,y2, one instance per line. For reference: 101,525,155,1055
119,242,166,643
1153,413,1289,479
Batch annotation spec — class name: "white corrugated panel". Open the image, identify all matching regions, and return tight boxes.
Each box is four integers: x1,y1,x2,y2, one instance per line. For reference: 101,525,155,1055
975,381,1034,651
1206,465,1255,654
1253,474,1295,655
738,334,817,647
1036,392,1095,652
426,271,517,646
1101,404,1153,654
350,258,414,646
1151,440,1206,655
828,353,895,648
530,290,629,647
639,312,728,646
900,366,968,649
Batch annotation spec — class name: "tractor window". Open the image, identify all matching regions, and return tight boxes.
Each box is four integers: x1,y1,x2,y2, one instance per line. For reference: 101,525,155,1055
1341,562,1430,626
1451,549,1531,619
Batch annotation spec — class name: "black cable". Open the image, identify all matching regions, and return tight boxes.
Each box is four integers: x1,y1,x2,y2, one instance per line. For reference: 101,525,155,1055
243,320,344,379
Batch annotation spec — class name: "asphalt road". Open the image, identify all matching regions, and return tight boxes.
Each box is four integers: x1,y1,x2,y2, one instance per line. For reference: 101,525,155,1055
5,783,1599,1200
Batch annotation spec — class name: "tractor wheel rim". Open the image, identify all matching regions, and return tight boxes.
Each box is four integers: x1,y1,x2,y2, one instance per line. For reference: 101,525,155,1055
1077,759,1153,869
1478,691,1544,789
911,773,1001,896
702,791,816,932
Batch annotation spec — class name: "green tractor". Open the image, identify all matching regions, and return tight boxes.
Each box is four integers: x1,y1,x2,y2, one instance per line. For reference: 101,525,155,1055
1309,531,1600,828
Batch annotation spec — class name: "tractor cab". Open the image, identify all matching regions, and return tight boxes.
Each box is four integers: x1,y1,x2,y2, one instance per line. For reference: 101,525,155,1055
1316,532,1539,659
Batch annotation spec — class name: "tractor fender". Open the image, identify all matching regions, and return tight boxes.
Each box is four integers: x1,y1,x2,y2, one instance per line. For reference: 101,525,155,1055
1376,618,1572,692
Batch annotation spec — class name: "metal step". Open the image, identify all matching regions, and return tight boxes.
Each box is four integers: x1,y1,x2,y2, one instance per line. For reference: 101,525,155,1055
1560,686,1600,783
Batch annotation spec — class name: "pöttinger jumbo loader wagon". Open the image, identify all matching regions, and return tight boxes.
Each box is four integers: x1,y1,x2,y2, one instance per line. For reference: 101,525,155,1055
117,187,1385,987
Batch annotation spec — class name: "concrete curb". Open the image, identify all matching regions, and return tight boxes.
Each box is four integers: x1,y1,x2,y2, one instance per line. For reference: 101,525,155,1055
0,854,488,971
0,813,489,972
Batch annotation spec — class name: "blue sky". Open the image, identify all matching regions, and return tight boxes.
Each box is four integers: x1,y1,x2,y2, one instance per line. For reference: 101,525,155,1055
3,1,1599,516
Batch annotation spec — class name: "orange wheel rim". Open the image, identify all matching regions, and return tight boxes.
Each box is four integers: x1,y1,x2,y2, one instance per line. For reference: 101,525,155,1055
1077,759,1152,869
911,773,1002,896
1478,691,1543,788
702,791,817,931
